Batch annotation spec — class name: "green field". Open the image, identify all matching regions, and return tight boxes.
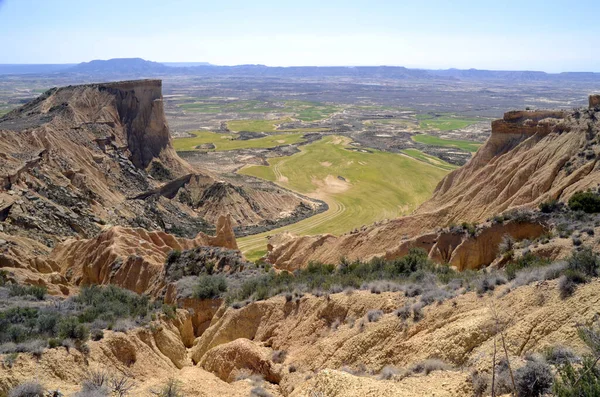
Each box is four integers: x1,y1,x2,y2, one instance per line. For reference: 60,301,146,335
284,100,340,122
179,99,278,114
227,118,328,133
401,149,458,171
416,113,481,131
411,134,482,153
179,99,340,122
173,131,306,152
238,135,452,260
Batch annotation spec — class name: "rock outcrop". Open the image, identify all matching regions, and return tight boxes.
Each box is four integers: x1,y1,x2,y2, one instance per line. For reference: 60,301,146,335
266,102,600,268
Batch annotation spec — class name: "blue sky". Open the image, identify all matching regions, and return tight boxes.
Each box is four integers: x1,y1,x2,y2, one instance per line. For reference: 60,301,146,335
0,0,598,72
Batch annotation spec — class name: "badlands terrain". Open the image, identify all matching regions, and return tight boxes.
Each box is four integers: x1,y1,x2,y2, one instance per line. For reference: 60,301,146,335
0,61,600,396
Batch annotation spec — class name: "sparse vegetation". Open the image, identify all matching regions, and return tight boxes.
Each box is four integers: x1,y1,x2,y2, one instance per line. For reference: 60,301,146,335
553,326,600,396
193,275,227,300
8,381,45,397
411,133,481,152
150,378,184,397
0,283,156,355
515,360,553,397
568,190,600,213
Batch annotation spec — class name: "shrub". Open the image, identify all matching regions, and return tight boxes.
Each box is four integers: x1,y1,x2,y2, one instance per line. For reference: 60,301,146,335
395,304,411,320
544,345,580,365
505,252,549,280
558,275,577,299
539,198,561,213
3,352,18,368
515,360,553,397
9,284,47,300
567,247,599,277
568,191,600,213
150,378,184,397
250,387,272,397
57,317,89,342
193,275,227,300
410,359,450,375
471,372,490,397
498,234,515,254
271,350,287,364
476,273,507,295
8,381,45,397
91,328,104,341
162,304,177,320
166,250,181,265
379,365,400,380
366,310,383,323
412,302,424,322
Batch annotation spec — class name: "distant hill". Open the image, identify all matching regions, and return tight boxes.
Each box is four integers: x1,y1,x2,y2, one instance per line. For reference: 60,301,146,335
1,58,599,82
0,64,75,75
162,62,211,67
68,58,173,75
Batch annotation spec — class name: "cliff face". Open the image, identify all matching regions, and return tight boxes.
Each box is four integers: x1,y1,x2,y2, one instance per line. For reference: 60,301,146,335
100,80,177,170
266,101,600,269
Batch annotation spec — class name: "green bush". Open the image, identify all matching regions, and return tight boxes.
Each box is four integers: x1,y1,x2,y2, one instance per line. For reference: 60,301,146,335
539,198,561,213
567,247,599,277
58,317,89,342
505,252,549,280
8,284,47,300
193,275,227,300
568,191,600,213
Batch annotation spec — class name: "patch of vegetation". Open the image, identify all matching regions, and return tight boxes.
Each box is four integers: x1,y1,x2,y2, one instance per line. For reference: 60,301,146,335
222,249,456,304
401,149,457,171
284,100,339,121
505,252,551,280
539,198,561,213
0,283,156,355
411,134,482,152
568,190,600,213
226,118,292,133
179,99,278,114
193,275,227,300
173,131,306,152
148,161,173,181
7,381,45,397
150,378,185,397
164,246,248,281
553,325,600,396
238,135,452,257
416,113,481,131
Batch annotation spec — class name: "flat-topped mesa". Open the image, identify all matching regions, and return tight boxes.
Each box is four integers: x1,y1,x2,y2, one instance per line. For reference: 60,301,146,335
96,79,170,169
590,94,600,108
491,109,566,135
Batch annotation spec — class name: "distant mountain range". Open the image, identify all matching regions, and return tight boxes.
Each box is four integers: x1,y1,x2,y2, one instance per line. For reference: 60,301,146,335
0,58,599,82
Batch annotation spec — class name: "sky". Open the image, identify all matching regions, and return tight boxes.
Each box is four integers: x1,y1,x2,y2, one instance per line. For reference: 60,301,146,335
0,0,599,72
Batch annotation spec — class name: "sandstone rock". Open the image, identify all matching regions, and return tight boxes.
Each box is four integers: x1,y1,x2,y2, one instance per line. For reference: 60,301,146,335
199,338,282,383
590,94,600,108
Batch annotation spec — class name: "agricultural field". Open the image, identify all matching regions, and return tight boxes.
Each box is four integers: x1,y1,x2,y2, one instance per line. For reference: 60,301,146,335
179,99,278,114
285,100,340,121
226,117,329,133
416,113,481,131
237,135,452,259
178,98,340,122
401,149,457,171
172,131,306,151
411,134,482,153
